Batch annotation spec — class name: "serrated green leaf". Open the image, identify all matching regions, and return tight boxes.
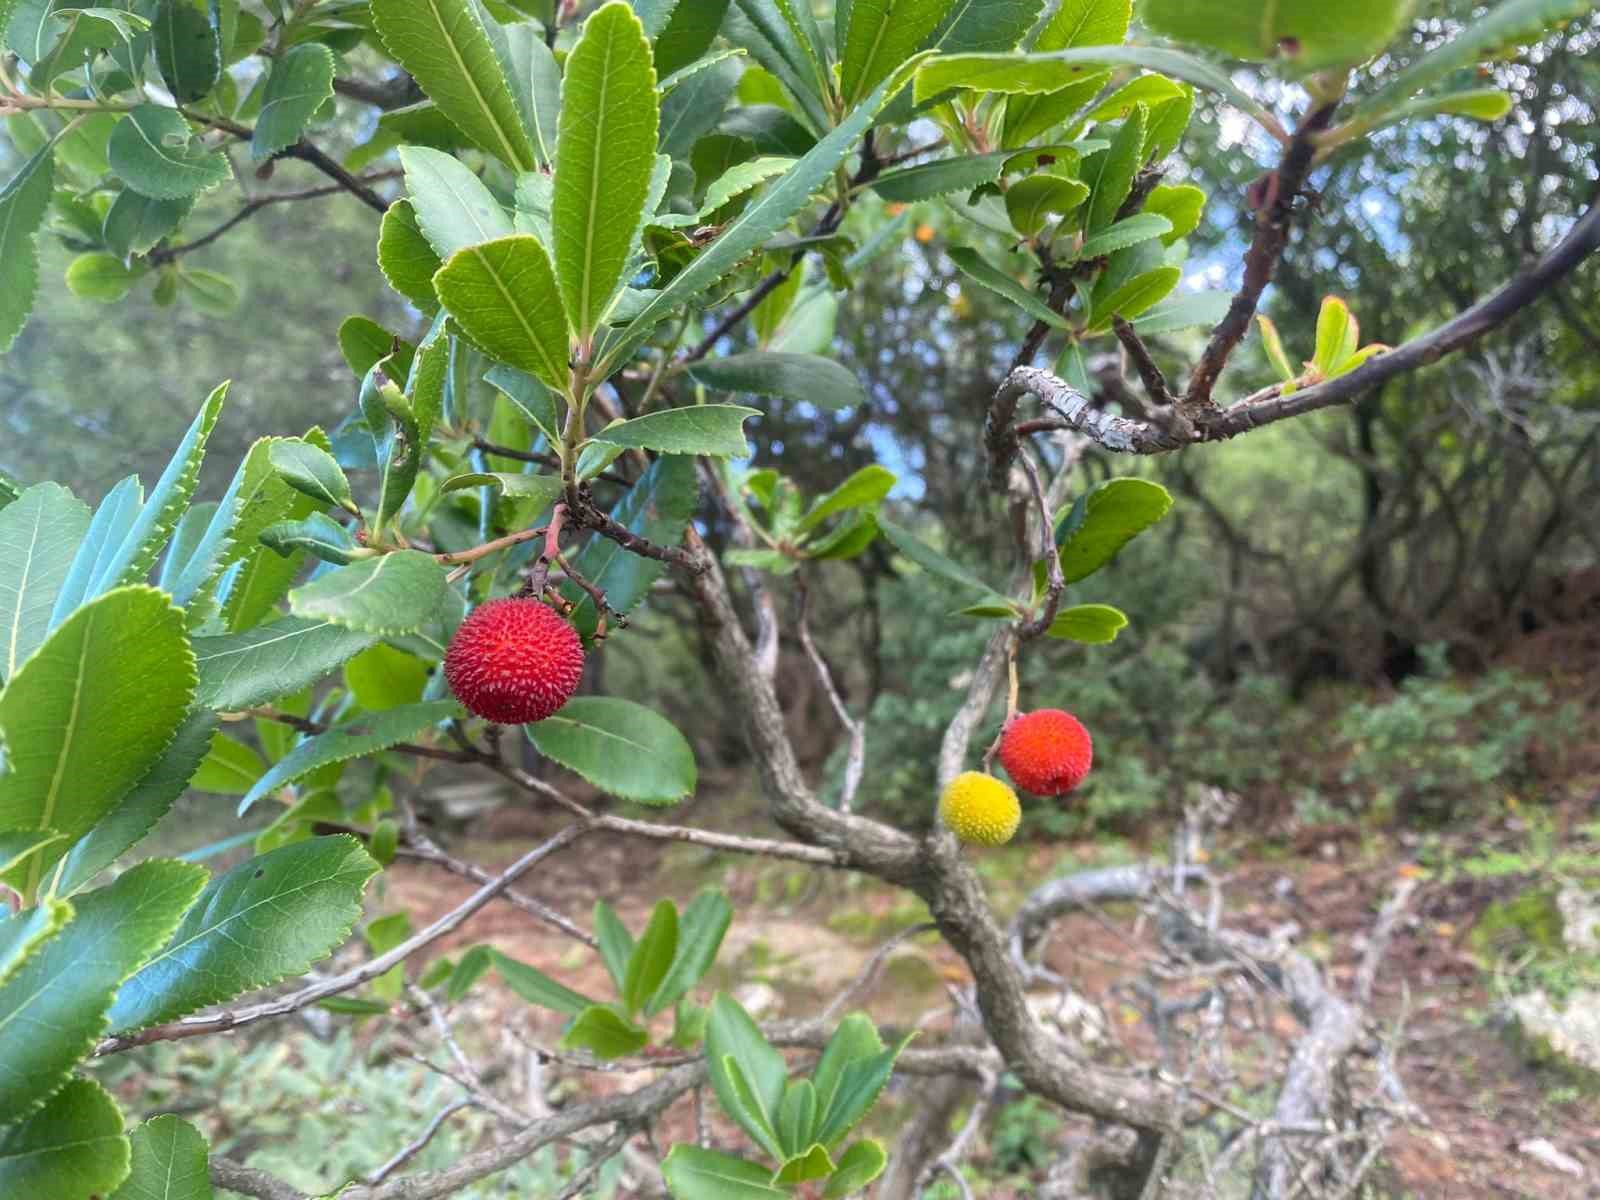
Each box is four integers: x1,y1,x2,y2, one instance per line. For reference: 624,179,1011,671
1054,477,1172,582
110,1114,210,1200
153,0,220,103
777,1078,818,1158
499,21,560,167
622,898,677,1015
726,0,830,133
238,701,458,815
0,482,89,683
107,105,230,199
656,0,734,76
1089,73,1182,122
797,465,895,533
54,710,217,897
561,1003,649,1058
399,145,515,261
1255,315,1295,382
1003,69,1108,147
1142,182,1203,246
591,404,761,457
1083,104,1146,233
646,888,731,1016
1140,0,1412,71
813,1033,911,1147
0,897,70,990
707,992,787,1151
0,1078,129,1200
1078,211,1171,258
252,42,334,160
378,199,443,315
439,471,564,510
776,1143,835,1185
809,1012,882,1122
1046,602,1127,643
193,618,378,711
553,1,660,337
663,1145,788,1200
594,900,633,991
0,586,195,897
371,0,538,169
0,859,207,1121
527,696,696,803
289,551,450,636
947,245,1068,328
435,234,572,392
0,831,62,877
108,835,379,1031
102,188,193,259
870,150,1011,201
823,1139,888,1197
698,155,795,216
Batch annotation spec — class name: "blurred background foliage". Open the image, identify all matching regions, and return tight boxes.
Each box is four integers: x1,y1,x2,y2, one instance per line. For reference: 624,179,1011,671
3,0,1596,844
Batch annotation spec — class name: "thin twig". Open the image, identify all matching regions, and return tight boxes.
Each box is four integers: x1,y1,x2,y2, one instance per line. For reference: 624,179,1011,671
364,1099,474,1186
795,578,866,813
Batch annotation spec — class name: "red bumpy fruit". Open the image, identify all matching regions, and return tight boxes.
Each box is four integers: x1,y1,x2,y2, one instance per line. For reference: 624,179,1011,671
998,708,1093,796
444,597,585,724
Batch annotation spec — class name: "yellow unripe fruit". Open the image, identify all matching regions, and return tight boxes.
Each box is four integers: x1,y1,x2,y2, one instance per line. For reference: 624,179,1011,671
940,772,1021,846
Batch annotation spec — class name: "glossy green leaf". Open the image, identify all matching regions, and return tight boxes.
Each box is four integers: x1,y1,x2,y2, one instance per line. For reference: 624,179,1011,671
656,0,733,76
0,148,61,342
66,251,147,300
0,1078,130,1200
190,730,265,794
108,835,379,1031
797,465,895,533
252,42,335,160
107,105,229,199
1312,295,1357,377
591,404,761,457
777,1078,818,1158
1005,174,1089,237
434,235,572,392
490,947,594,1015
0,859,207,1121
498,22,560,167
268,438,356,514
0,830,63,877
561,1003,649,1058
662,1145,787,1200
0,482,89,683
1047,602,1128,643
840,0,953,105
707,993,787,1143
1003,70,1108,147
153,0,220,103
399,145,514,261
0,587,195,896
528,696,695,804
947,246,1068,328
598,65,924,375
259,514,355,571
371,0,538,169
870,150,1011,201
1142,182,1203,246
553,2,660,336
1087,264,1179,330
1256,315,1296,382
378,200,443,315
776,1143,835,1185
344,643,428,711
102,189,192,259
54,710,217,897
726,0,829,132
1078,211,1171,258
1083,104,1146,233
193,618,378,711
1054,477,1172,581
813,1034,911,1147
1140,0,1412,71
809,1011,882,1121
688,352,867,411
439,471,564,509
238,701,457,815
289,550,450,636
622,899,677,1015
646,888,732,1016
109,1114,211,1200
1131,288,1230,335
823,1139,888,1197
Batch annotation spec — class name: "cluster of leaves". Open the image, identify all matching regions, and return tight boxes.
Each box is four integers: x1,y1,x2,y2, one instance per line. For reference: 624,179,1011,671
1256,296,1387,395
722,463,893,573
662,995,909,1200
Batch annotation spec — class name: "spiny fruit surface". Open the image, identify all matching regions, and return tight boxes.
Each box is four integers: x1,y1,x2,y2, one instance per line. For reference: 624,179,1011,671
999,708,1093,796
444,597,584,724
940,772,1021,846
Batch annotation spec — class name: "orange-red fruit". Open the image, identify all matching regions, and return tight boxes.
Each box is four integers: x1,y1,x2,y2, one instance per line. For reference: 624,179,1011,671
999,708,1092,796
444,598,584,724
